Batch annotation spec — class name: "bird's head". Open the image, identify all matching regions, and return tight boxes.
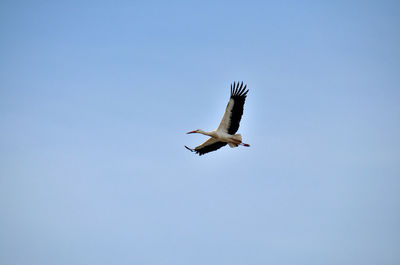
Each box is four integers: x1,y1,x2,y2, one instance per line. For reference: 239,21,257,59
186,129,201,134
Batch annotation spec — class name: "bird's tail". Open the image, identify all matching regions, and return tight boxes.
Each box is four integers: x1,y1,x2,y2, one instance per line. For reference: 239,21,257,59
233,134,242,141
228,134,242,148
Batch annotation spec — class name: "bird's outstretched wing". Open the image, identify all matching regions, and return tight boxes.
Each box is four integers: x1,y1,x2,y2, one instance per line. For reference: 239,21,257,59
217,81,249,135
185,138,227,156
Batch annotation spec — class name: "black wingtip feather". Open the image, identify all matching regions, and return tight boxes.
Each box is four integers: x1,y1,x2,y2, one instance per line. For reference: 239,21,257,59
185,145,194,152
238,83,245,95
230,81,248,97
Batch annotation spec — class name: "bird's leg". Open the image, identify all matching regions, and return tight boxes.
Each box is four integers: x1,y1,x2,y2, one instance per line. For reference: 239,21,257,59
231,139,250,147
230,139,240,147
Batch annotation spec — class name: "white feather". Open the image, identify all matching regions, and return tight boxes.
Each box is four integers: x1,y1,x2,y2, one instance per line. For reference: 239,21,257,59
217,98,234,133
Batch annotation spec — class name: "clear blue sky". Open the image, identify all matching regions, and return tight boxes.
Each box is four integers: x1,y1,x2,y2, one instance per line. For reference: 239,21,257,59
1,1,399,264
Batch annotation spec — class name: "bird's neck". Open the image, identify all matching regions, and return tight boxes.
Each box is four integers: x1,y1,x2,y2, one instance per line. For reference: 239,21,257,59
199,130,214,137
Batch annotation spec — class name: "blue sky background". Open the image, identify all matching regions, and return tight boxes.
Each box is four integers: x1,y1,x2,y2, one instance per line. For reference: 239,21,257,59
1,1,399,264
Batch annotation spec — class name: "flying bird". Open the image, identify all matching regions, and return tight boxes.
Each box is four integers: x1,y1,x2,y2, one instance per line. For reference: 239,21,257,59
185,81,250,155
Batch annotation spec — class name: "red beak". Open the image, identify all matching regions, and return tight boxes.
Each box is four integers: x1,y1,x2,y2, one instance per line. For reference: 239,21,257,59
187,130,197,134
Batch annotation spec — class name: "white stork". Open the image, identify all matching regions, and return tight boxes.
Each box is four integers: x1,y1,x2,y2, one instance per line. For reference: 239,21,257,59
185,81,250,155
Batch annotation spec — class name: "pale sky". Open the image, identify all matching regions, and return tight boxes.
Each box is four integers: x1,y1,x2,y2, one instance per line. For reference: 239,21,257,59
1,1,400,265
